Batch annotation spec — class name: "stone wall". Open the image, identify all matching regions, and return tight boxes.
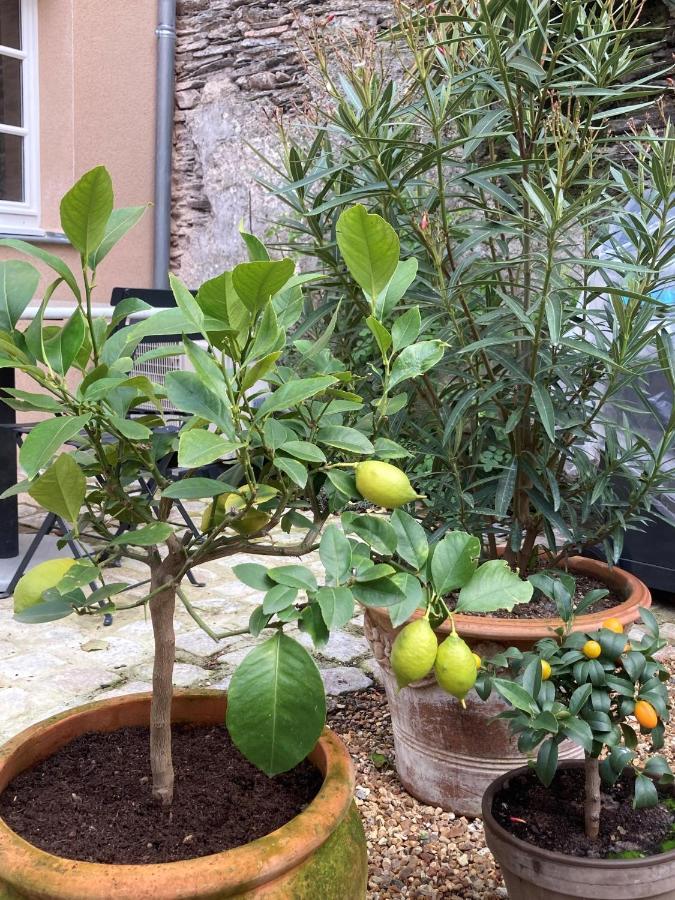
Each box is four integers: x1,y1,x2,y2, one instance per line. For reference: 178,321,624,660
171,0,391,285
171,0,674,286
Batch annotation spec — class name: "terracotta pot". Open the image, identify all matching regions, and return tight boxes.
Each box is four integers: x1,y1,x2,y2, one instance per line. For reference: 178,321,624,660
364,556,650,817
483,760,675,899
0,691,367,900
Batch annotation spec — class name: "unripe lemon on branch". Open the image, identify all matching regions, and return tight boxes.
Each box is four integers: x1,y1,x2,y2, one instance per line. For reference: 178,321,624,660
355,460,422,509
390,618,438,689
434,631,477,706
13,558,76,614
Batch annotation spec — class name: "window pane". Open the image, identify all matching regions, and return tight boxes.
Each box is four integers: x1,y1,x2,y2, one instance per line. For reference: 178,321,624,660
0,54,21,127
0,132,23,201
0,2,20,50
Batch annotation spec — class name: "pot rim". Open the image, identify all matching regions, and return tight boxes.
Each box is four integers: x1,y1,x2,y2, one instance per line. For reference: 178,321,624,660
368,556,650,642
481,759,675,869
0,690,356,899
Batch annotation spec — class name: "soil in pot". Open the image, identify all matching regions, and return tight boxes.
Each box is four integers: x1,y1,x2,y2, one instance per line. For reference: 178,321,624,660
492,765,674,858
0,723,322,865
446,574,622,619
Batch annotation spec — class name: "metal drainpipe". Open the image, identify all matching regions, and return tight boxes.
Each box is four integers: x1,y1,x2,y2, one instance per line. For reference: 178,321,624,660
153,0,177,290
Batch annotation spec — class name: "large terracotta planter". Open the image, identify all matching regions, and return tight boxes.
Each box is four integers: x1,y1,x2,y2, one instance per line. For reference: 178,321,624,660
483,761,675,899
364,556,650,817
0,691,367,900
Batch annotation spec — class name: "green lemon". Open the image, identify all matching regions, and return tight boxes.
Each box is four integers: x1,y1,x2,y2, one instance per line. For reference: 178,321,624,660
13,558,77,614
201,490,271,536
355,460,421,509
390,618,438,689
434,631,477,706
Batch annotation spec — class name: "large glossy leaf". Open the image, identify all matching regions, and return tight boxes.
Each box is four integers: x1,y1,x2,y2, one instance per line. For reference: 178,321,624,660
256,375,337,417
319,524,352,584
226,633,326,775
161,478,237,499
0,242,81,302
60,165,113,258
316,586,354,629
170,272,204,329
232,259,295,312
336,205,400,300
391,306,421,353
388,573,425,627
389,340,444,389
455,559,533,614
268,565,317,592
20,414,91,479
44,308,86,375
196,270,250,334
109,522,173,546
430,531,480,595
316,425,374,455
28,453,85,523
390,509,428,570
0,260,39,331
164,370,234,437
341,512,397,555
89,205,146,269
376,258,418,318
178,429,241,468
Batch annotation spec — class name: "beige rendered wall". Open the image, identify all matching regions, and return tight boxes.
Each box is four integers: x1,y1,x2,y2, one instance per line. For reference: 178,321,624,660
1,0,157,304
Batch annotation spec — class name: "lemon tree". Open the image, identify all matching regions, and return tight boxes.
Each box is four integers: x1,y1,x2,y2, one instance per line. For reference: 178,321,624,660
1,169,449,806
477,581,672,841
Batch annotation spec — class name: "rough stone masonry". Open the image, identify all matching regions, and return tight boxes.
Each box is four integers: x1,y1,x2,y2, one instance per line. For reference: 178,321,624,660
170,0,674,285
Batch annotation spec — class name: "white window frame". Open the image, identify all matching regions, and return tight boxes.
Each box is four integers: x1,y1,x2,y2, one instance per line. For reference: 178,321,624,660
0,0,39,233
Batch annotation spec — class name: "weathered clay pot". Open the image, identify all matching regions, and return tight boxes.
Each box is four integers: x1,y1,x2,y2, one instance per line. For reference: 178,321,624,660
483,760,675,899
364,556,650,817
0,691,367,900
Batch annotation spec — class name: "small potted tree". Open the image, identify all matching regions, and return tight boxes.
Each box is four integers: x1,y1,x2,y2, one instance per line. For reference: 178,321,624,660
479,594,674,899
262,0,675,812
0,170,446,899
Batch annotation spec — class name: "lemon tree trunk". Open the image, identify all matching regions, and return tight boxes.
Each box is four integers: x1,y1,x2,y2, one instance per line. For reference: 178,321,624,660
149,560,177,806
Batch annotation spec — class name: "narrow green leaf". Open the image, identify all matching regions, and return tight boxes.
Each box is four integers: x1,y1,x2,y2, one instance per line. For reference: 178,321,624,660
109,522,173,546
0,260,39,331
256,375,337,418
20,415,91,479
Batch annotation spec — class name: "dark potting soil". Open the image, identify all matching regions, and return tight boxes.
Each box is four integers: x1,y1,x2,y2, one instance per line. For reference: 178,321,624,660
0,724,322,864
493,766,675,859
446,574,622,620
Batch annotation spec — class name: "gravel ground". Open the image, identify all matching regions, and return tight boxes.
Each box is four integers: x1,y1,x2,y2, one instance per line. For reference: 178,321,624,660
327,657,675,900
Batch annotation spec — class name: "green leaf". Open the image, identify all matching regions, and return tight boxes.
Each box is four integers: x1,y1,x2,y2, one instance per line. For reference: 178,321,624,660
390,509,428,570
431,531,480,595
242,350,281,391
352,576,405,607
316,586,354,630
389,340,444,389
226,633,326,775
456,559,533,614
336,205,400,300
495,459,518,517
239,230,270,261
169,272,203,329
275,455,307,488
280,440,326,464
388,573,425,627
326,469,357,499
249,606,271,637
535,738,558,787
0,260,39,331
0,240,81,302
366,315,392,355
196,270,250,333
232,259,295,312
532,382,556,443
161,478,237,500
356,563,397,582
316,425,374,455
60,165,114,257
28,453,85,523
341,512,397,555
14,596,75,624
320,524,352,584
178,430,241,468
109,522,173,546
89,205,146,269
43,309,86,375
569,683,592,716
633,773,659,809
376,258,418,318
373,437,410,459
233,563,274,591
19,414,91,479
256,375,337,418
299,603,329,648
492,678,540,715
108,415,151,441
164,370,234,437
562,715,594,753
391,306,421,353
262,584,298,614
268,565,317,592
